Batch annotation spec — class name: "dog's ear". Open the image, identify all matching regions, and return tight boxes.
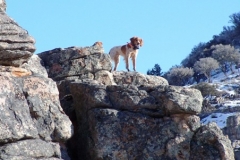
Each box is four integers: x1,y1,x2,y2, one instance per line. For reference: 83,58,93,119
139,38,143,47
130,37,134,42
130,37,138,42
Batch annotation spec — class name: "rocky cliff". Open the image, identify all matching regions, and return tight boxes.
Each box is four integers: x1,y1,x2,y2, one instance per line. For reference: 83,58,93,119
0,1,72,159
0,0,236,159
38,44,234,160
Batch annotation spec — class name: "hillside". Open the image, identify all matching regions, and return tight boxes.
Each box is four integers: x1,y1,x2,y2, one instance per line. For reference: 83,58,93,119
196,67,240,158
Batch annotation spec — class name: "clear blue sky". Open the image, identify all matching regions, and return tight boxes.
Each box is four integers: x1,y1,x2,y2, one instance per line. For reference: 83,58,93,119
6,1,240,74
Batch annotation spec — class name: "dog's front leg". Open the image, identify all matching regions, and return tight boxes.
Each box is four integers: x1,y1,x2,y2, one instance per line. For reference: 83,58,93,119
124,56,130,71
132,57,136,71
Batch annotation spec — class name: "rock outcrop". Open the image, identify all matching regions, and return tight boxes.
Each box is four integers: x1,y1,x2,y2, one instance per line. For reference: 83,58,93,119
38,43,234,159
0,59,72,160
0,2,72,160
0,58,72,160
69,81,202,159
0,1,35,67
38,45,110,82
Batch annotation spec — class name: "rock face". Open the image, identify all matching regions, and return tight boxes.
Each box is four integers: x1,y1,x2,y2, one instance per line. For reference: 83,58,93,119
0,5,35,67
39,43,234,159
69,82,202,159
0,3,72,160
0,69,72,159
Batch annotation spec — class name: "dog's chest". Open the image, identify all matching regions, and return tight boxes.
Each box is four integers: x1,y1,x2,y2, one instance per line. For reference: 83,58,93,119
121,47,138,57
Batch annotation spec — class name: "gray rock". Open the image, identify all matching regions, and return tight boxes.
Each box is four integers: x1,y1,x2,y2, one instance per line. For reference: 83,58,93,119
21,54,48,78
0,12,35,66
38,44,111,81
0,75,38,142
68,81,205,159
0,72,72,159
190,122,234,160
22,76,72,142
150,85,203,115
113,71,168,86
69,82,203,117
75,107,200,159
0,139,61,160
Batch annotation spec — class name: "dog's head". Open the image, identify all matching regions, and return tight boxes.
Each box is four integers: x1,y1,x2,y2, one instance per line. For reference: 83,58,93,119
130,37,143,50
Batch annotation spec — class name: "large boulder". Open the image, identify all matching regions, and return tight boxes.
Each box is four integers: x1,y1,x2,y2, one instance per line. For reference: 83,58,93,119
38,44,112,82
190,122,234,160
85,109,200,160
67,81,204,159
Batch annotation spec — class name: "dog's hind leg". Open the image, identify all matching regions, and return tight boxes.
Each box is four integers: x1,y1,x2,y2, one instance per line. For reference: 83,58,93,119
113,55,120,71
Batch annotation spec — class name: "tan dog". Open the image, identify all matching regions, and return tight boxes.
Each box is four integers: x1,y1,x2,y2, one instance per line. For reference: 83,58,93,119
109,37,143,71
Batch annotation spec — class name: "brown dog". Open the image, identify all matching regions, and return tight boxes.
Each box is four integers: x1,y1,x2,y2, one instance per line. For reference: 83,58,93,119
109,37,143,71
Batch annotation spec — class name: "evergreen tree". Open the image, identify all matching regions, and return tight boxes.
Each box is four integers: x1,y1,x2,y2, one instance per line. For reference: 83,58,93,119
229,12,240,34
147,64,163,76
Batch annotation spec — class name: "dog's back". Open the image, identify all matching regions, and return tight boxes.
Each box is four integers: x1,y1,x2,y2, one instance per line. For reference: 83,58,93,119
109,46,121,60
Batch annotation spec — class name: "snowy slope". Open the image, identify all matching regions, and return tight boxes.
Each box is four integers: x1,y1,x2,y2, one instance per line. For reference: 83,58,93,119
201,113,235,129
200,67,240,129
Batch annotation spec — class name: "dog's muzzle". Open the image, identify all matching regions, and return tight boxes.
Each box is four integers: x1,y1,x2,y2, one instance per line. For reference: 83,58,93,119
133,45,140,50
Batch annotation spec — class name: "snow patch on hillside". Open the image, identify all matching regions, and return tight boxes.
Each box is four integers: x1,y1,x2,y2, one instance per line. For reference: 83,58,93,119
201,113,236,129
199,67,240,128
